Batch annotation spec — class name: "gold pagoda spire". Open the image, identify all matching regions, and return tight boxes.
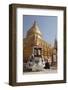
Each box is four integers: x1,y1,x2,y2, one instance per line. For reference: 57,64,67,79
27,20,42,37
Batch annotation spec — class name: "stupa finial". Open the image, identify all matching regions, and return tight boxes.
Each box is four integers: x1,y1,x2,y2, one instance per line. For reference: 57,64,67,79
33,20,36,26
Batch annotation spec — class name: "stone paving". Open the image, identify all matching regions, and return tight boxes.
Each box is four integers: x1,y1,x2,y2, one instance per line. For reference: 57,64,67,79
23,66,57,75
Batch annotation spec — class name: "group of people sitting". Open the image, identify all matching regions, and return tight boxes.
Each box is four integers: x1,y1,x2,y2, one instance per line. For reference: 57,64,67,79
26,55,51,71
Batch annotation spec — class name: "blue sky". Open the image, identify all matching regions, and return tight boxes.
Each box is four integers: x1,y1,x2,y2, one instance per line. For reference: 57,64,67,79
23,15,57,45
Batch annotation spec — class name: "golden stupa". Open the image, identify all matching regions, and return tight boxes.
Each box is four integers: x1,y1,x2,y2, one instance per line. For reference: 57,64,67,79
27,21,42,37
23,21,53,63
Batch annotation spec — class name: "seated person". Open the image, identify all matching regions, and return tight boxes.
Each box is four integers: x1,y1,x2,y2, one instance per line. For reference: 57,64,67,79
44,60,50,69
